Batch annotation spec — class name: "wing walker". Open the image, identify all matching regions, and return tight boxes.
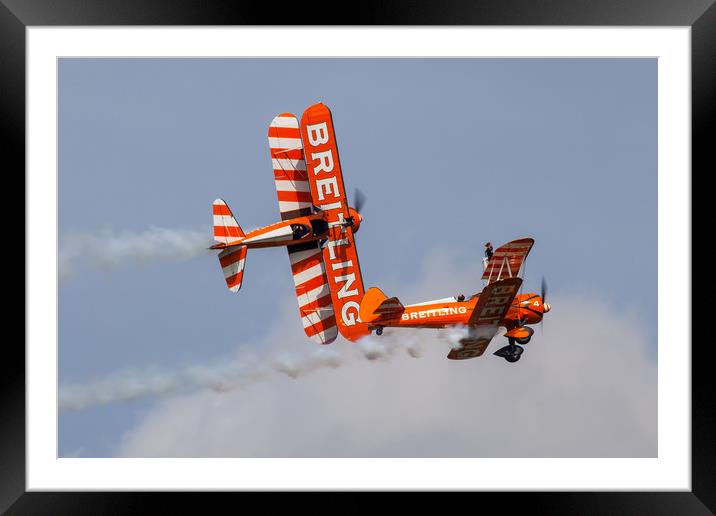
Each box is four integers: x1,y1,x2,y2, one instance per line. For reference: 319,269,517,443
211,102,551,362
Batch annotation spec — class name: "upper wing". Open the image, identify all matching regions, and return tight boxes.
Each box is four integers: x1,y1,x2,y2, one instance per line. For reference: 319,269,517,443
268,113,314,220
448,277,523,360
300,102,370,342
299,102,351,220
482,237,534,284
268,113,337,344
286,241,338,345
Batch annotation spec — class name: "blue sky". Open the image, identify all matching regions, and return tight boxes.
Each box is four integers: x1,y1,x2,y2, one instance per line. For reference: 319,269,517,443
59,58,657,458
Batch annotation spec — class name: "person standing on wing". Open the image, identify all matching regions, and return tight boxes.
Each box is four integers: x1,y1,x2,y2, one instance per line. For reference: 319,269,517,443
484,241,494,260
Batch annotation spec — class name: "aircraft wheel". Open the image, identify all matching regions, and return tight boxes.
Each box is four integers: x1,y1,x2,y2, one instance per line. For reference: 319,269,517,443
375,327,383,336
494,342,524,363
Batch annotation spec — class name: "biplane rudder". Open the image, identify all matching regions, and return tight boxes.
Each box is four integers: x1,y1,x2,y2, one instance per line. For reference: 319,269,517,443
359,287,405,324
212,199,248,292
359,287,388,324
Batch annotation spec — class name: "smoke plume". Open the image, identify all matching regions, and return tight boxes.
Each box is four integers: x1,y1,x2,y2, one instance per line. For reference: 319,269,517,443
113,294,657,458
58,329,466,411
59,227,212,279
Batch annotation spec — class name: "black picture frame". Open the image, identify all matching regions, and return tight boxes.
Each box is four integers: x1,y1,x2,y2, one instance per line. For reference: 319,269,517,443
5,0,709,513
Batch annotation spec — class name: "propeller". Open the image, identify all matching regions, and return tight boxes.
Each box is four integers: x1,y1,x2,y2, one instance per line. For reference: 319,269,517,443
540,276,550,333
353,188,367,214
344,188,367,228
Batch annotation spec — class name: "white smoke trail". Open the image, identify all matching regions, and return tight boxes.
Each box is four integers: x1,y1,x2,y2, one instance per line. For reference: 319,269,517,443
59,328,462,411
60,226,212,279
438,325,471,350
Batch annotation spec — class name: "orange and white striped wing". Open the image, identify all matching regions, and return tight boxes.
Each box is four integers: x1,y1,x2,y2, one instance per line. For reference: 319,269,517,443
287,241,338,345
218,245,247,292
482,238,535,284
268,113,314,221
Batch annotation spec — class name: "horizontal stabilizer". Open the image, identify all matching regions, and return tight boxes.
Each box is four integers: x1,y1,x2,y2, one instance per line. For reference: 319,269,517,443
218,245,247,292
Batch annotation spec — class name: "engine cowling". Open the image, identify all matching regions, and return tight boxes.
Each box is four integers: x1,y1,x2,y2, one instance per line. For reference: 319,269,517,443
347,206,362,233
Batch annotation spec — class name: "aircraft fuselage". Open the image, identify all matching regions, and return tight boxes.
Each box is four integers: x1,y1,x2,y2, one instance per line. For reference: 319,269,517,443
370,292,549,330
213,206,362,250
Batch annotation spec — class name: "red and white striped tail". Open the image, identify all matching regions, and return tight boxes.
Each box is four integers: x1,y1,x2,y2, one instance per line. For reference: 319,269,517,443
212,198,244,245
287,242,338,345
268,113,313,221
218,244,248,292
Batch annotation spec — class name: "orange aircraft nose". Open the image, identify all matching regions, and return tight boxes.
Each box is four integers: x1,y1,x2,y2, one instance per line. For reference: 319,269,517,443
348,206,362,233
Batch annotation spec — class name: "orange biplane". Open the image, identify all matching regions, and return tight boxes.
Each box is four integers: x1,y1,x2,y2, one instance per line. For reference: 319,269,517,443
211,103,371,345
212,104,550,363
358,238,551,362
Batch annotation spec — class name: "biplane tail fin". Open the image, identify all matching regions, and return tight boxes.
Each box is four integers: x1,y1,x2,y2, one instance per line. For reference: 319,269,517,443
212,198,248,292
212,198,245,245
359,287,405,323
217,244,248,292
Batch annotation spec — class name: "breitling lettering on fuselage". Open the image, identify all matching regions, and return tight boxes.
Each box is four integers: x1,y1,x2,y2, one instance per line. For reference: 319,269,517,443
401,306,468,321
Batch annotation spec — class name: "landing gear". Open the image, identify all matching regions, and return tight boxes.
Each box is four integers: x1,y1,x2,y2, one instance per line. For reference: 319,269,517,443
493,338,524,363
375,326,384,336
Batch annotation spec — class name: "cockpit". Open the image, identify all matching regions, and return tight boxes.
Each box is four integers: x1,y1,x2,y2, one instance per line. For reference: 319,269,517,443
310,218,329,236
291,224,310,240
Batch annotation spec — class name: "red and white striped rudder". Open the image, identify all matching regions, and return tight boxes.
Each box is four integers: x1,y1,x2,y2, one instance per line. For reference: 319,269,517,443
212,198,244,245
